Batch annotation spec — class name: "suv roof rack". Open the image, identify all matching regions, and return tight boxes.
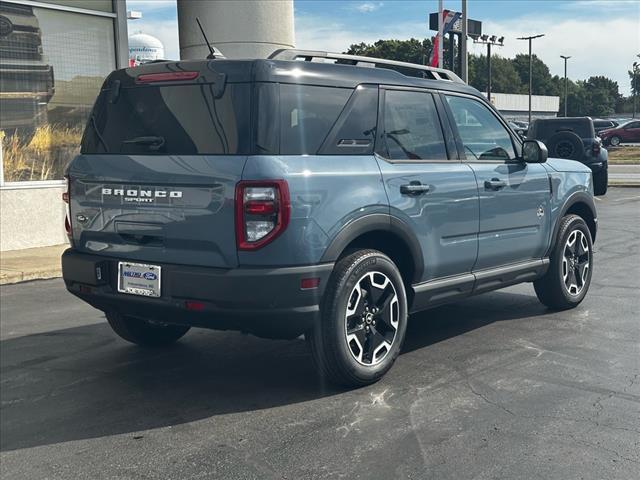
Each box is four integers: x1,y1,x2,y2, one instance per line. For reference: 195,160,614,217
268,49,465,84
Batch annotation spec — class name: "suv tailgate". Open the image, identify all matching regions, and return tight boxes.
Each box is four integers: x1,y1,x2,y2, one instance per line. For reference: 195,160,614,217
68,154,245,268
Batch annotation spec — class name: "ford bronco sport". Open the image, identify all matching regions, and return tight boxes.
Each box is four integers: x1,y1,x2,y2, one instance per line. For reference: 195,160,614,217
62,50,597,387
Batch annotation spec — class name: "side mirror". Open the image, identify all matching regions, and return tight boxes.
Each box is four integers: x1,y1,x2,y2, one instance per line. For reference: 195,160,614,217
522,139,548,163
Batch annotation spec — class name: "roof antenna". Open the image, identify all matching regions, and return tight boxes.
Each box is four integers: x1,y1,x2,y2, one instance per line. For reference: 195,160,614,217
196,17,217,59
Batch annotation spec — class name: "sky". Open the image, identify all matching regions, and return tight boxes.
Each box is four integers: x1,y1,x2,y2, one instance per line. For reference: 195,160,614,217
125,0,640,95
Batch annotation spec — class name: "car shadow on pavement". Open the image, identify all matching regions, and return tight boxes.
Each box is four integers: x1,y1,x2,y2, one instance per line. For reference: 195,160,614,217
1,290,547,452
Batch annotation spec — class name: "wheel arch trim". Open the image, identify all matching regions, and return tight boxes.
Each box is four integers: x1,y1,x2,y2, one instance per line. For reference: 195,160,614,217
320,213,424,282
547,191,597,256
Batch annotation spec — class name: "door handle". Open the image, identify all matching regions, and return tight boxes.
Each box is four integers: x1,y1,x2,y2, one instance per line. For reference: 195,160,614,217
484,178,507,190
400,182,430,196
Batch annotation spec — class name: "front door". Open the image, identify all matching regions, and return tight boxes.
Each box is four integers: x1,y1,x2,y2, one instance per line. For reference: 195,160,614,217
443,94,551,270
376,88,479,283
622,121,640,142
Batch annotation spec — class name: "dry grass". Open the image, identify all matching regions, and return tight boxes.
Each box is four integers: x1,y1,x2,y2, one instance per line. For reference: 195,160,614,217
1,125,82,181
608,146,640,164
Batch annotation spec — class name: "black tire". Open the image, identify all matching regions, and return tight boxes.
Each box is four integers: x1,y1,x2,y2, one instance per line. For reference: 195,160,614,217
547,132,583,160
534,214,593,310
307,249,408,387
106,311,190,347
593,168,608,196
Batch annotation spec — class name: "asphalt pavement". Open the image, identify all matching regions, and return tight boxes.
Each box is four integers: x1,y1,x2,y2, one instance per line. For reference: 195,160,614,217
1,188,639,480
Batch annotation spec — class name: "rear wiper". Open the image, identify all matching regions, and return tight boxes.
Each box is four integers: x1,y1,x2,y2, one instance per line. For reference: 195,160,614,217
122,136,165,151
89,114,109,153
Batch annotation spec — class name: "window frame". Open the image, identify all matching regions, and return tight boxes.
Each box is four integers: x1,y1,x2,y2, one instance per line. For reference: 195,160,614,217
374,85,458,164
440,91,523,164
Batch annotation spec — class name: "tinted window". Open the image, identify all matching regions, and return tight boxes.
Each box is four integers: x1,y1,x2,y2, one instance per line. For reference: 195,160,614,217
279,84,352,155
319,85,378,155
82,84,250,155
445,95,515,161
383,90,447,160
530,119,594,141
625,121,640,129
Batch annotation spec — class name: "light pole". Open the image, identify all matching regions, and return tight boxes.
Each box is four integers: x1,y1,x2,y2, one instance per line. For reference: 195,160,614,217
474,35,504,102
560,55,571,117
517,34,545,124
633,61,639,119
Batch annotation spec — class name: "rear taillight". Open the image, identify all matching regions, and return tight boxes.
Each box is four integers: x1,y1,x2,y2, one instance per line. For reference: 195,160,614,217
63,175,71,241
592,141,601,156
235,180,290,251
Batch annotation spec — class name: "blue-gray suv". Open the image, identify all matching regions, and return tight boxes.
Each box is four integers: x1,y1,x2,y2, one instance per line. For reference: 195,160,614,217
62,49,597,386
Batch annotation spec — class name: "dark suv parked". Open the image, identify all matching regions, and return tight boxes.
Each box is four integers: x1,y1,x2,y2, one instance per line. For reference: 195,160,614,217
527,117,608,195
62,50,597,386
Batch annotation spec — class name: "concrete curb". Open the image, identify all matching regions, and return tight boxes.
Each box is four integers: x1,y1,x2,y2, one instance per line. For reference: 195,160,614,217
0,244,67,286
608,182,640,188
0,269,62,285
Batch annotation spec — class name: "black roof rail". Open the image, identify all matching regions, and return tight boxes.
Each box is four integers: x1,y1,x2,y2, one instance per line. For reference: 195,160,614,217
268,48,465,84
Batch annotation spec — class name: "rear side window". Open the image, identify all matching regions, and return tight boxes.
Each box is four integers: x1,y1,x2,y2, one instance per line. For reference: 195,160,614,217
382,90,447,160
81,83,250,155
279,85,352,155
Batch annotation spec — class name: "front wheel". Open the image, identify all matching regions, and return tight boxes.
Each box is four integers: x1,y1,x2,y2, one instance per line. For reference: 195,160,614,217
534,214,593,310
307,249,408,387
106,311,190,347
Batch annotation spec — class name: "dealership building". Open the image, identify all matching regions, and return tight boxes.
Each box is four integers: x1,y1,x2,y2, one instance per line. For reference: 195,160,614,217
0,0,129,251
1,0,557,253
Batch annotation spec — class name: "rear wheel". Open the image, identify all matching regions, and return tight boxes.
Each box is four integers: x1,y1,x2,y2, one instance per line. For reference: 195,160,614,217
308,249,408,387
534,215,593,310
106,311,190,347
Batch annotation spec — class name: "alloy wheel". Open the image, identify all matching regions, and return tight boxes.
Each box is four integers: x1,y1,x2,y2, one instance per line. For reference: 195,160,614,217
344,271,399,366
562,229,590,296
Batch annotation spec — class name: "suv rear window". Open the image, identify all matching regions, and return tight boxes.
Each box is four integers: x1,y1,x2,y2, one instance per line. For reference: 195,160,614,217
81,83,251,155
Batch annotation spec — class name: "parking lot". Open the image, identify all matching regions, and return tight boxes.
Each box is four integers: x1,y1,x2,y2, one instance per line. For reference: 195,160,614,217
1,188,638,479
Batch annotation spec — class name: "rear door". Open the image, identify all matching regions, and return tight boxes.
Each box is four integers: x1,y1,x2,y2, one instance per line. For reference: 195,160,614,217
376,87,479,283
443,93,551,270
69,77,251,268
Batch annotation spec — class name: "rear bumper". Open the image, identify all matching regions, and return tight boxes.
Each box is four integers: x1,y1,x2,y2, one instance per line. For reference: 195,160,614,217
587,161,607,174
61,249,333,338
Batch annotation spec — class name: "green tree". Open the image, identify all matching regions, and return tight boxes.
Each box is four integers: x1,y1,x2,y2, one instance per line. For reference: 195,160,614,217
346,38,433,65
582,76,621,116
468,53,526,94
629,68,640,96
512,54,557,95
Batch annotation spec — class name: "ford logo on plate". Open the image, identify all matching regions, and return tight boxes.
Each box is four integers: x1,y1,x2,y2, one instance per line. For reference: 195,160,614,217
143,272,157,281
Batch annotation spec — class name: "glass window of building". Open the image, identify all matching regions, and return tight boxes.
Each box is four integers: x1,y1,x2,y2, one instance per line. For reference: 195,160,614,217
0,1,116,182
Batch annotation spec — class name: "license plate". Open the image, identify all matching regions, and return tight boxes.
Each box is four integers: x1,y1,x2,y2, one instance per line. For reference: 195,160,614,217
118,262,161,297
